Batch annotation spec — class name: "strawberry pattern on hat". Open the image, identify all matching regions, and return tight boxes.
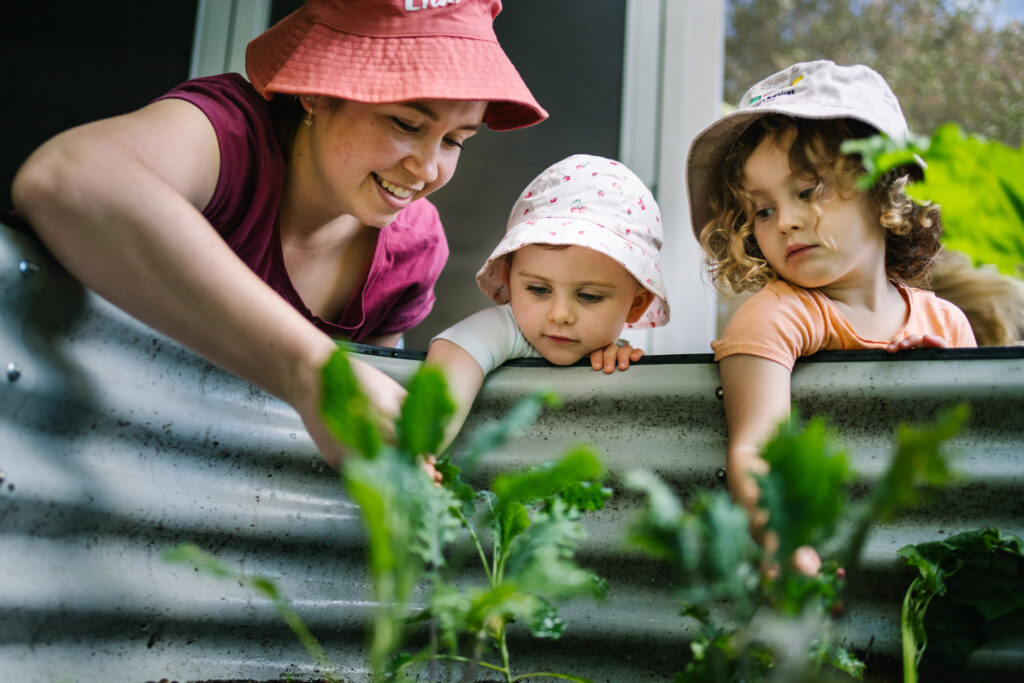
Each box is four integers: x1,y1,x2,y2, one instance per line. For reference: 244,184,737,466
476,154,670,328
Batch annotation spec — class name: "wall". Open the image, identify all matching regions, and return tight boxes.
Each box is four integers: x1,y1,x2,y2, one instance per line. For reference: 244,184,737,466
2,222,1023,681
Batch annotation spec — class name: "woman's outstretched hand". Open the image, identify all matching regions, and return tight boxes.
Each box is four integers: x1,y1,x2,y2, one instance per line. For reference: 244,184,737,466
296,354,407,469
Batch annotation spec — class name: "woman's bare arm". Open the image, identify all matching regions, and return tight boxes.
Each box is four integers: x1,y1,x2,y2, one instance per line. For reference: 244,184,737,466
11,99,405,466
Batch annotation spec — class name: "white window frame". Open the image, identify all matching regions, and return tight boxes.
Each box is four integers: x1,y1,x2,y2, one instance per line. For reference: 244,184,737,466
619,0,724,354
190,0,271,79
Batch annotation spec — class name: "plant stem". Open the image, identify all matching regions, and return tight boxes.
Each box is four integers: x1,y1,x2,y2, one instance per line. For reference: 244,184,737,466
456,507,493,585
268,598,340,683
901,580,919,683
398,653,507,674
462,628,507,682
510,673,597,682
498,622,512,683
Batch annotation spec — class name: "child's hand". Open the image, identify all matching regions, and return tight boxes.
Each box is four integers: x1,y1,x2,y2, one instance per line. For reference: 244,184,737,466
885,334,948,352
761,536,823,578
590,342,645,374
792,545,822,576
420,454,443,487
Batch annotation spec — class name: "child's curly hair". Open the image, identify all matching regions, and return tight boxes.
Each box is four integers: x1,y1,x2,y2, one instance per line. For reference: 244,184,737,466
699,115,942,293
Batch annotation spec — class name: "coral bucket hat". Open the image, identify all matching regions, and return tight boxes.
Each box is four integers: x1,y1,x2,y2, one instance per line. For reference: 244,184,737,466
246,0,547,131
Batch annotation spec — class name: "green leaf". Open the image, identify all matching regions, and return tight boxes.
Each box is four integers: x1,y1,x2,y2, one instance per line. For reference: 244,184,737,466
624,469,684,530
521,597,567,639
899,527,1024,673
456,388,561,470
434,454,476,504
162,544,338,681
495,499,531,560
343,448,462,675
344,449,461,576
842,132,930,190
623,470,689,567
846,125,1024,278
320,347,383,458
251,576,281,600
556,480,613,513
814,641,866,679
908,125,1024,278
757,415,850,563
162,543,233,579
505,499,607,602
424,582,473,653
492,445,604,509
625,472,758,606
697,493,758,602
871,403,968,520
396,363,455,458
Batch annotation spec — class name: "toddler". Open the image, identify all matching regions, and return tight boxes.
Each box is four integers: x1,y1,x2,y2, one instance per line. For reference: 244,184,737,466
427,154,670,450
685,61,976,571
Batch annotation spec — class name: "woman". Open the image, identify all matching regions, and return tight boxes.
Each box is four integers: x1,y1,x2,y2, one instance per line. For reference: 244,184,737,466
10,0,546,466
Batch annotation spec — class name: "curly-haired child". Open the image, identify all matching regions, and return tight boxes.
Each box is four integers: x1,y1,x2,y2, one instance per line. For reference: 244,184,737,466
686,60,976,573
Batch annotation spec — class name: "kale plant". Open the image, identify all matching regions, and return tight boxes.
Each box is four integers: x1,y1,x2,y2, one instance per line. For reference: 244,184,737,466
625,405,969,681
168,346,609,683
899,527,1024,682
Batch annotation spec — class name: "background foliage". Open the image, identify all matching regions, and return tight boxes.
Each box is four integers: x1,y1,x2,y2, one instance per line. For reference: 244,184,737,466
726,0,1024,147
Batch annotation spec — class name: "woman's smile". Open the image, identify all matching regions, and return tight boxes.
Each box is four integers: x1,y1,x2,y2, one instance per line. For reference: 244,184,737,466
373,173,417,200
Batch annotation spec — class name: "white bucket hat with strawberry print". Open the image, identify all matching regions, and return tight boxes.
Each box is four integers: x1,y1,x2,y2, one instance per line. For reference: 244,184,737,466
476,153,670,328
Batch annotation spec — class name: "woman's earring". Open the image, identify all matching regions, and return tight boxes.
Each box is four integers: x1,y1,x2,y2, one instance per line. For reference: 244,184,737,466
303,96,314,127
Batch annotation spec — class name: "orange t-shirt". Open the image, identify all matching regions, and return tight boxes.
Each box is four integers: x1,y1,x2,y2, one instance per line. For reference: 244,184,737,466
712,280,977,370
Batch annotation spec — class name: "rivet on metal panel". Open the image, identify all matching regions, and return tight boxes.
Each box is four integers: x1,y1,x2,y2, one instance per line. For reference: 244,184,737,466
18,260,39,278
716,467,727,482
715,386,724,400
6,363,21,382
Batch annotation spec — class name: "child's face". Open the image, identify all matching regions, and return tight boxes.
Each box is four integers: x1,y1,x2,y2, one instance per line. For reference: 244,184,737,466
742,130,887,294
507,245,652,366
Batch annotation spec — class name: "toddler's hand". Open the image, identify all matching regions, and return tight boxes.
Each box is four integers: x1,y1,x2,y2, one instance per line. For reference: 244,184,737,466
791,545,822,576
420,455,443,487
885,334,948,352
760,534,822,578
590,342,645,374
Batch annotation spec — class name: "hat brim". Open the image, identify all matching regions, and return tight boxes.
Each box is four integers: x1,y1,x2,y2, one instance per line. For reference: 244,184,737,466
476,218,670,328
686,110,766,240
247,20,547,131
685,106,915,240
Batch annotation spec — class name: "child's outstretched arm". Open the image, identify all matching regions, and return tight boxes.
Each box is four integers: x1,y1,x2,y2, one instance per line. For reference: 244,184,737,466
425,339,487,455
590,342,645,374
719,354,792,520
720,353,822,576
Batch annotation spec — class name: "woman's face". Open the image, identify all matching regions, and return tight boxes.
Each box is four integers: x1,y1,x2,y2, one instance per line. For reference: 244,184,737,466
296,98,487,227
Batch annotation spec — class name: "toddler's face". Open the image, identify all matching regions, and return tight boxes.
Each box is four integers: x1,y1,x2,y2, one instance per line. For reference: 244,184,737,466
507,245,651,365
742,130,887,294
